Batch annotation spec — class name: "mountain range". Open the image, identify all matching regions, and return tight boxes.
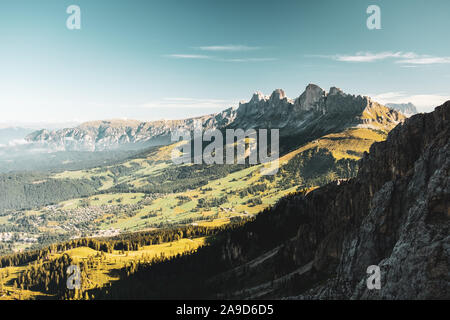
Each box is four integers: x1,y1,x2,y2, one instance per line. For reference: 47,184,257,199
25,84,404,152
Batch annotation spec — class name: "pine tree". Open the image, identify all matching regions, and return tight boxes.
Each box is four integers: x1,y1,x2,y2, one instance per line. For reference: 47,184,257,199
0,273,4,294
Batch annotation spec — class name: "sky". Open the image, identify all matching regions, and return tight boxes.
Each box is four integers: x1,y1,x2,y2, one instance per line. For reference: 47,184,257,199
0,0,449,124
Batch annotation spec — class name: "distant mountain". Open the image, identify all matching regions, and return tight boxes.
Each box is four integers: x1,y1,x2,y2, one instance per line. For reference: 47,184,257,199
25,110,236,152
386,102,418,116
25,84,405,152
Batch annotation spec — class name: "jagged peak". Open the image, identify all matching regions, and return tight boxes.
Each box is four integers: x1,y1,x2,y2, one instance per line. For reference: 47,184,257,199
302,84,326,98
294,84,326,112
328,86,343,96
305,83,324,93
250,91,267,103
270,89,287,100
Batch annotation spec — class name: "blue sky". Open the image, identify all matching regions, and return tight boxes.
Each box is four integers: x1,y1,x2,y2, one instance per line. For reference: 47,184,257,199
0,0,449,123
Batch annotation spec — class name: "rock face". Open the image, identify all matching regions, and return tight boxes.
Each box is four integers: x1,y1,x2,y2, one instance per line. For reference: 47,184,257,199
26,84,405,152
294,84,326,113
386,102,418,116
286,101,449,299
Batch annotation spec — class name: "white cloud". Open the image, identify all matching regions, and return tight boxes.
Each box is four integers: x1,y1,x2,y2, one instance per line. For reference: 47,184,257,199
369,91,450,112
166,45,275,62
311,51,450,65
219,57,277,62
334,52,417,62
165,54,276,63
7,139,31,147
166,54,212,59
396,57,450,65
196,45,261,52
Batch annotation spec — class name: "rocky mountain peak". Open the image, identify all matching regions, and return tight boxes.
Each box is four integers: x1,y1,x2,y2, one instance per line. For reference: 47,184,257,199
305,83,323,93
328,86,343,96
295,83,326,112
250,91,267,103
269,89,287,101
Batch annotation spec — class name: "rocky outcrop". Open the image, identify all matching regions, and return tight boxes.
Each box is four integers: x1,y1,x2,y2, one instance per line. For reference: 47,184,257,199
294,84,326,113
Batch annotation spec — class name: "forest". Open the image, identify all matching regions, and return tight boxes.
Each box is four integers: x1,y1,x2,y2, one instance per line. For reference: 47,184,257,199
0,172,103,212
0,220,255,299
